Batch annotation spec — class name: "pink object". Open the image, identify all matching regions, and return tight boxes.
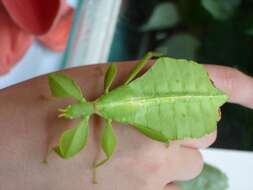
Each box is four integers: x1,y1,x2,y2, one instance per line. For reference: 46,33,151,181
38,6,74,52
0,0,74,74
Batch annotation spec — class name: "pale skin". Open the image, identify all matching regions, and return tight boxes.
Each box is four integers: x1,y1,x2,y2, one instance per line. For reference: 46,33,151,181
0,61,252,190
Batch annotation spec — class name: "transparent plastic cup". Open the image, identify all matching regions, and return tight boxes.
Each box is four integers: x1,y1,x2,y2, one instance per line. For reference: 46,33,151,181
63,0,122,68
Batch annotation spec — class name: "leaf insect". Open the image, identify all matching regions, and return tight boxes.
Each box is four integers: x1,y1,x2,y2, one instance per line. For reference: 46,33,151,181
47,52,228,182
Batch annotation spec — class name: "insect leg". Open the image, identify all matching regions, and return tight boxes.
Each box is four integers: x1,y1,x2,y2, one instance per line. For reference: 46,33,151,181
124,52,162,85
104,63,117,94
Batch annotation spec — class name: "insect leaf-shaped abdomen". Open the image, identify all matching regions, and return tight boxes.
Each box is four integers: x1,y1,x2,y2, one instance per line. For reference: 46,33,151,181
96,58,228,142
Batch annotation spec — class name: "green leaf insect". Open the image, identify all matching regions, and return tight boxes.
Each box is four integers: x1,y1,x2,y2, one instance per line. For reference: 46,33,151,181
48,52,228,172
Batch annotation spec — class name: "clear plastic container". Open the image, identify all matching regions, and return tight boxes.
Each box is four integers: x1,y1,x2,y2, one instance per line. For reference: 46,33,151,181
63,0,122,68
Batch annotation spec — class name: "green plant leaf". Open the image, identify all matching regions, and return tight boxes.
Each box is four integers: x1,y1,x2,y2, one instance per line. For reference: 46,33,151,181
96,57,228,142
56,116,89,159
156,33,200,60
179,163,228,190
141,2,179,31
245,22,253,36
201,0,241,21
95,119,117,168
48,73,84,101
246,28,253,36
104,64,117,93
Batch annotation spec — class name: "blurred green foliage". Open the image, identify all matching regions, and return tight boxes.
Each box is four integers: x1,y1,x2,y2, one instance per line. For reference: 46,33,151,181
179,163,228,190
109,0,253,150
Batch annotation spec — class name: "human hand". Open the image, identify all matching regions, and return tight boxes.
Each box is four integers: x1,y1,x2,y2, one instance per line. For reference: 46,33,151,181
0,61,251,190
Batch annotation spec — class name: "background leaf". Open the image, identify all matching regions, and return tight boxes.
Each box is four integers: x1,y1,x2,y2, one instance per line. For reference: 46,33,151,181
156,33,200,60
57,117,89,159
141,2,179,31
245,17,253,36
48,73,83,101
104,64,117,93
201,0,241,20
179,163,228,190
96,58,228,141
246,28,253,35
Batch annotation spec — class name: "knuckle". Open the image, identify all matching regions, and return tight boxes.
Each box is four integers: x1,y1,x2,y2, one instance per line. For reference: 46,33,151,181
139,150,164,174
142,159,164,174
137,146,168,181
118,152,165,189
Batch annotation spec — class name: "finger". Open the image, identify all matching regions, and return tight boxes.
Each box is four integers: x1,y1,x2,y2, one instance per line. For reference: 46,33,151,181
180,130,217,149
204,64,253,109
177,148,203,181
167,143,203,181
163,182,181,190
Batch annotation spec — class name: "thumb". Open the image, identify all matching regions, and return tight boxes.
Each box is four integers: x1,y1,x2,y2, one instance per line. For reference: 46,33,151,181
204,65,253,109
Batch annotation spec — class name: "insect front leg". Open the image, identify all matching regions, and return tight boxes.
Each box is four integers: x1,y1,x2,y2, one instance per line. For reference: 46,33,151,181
42,147,55,164
39,94,58,101
124,52,162,85
104,63,117,94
